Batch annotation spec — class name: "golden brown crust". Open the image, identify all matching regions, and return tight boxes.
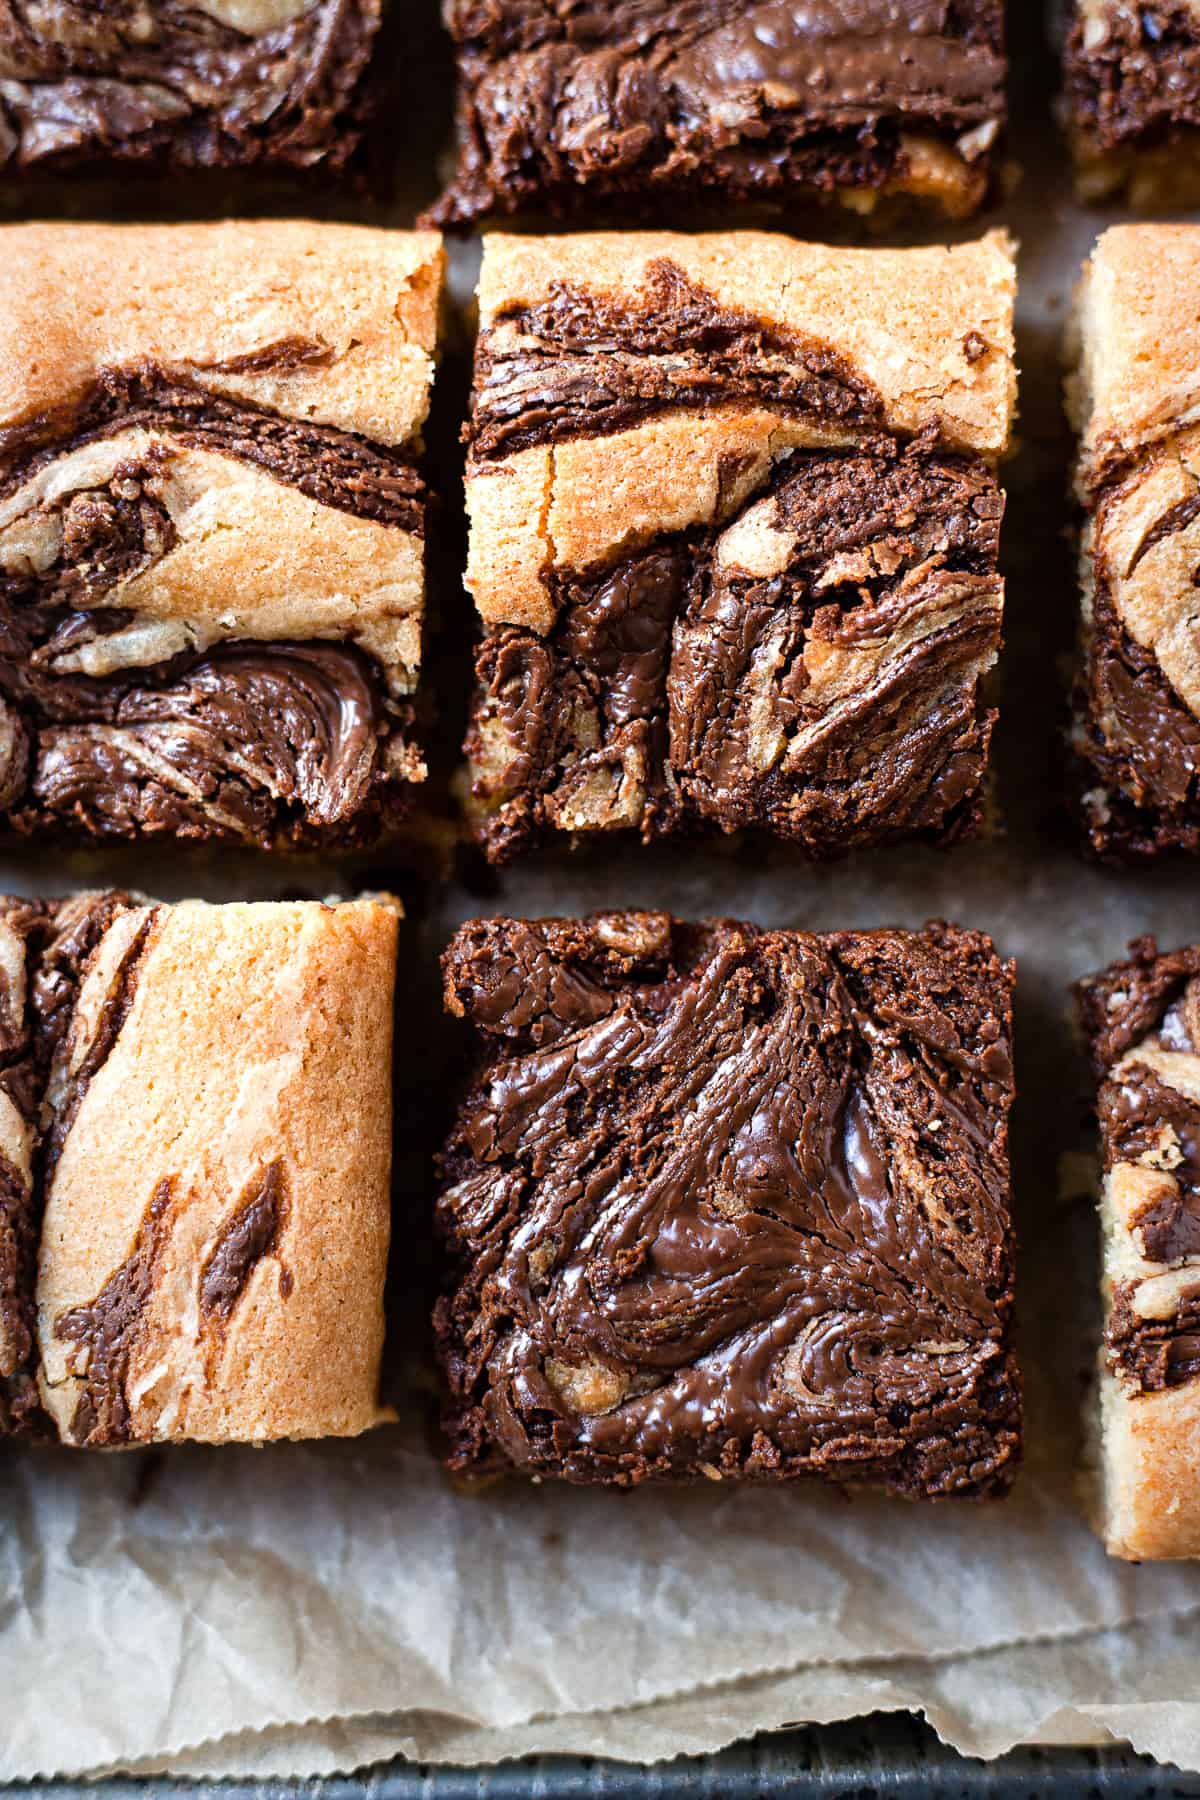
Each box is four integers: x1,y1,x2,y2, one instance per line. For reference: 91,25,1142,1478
1099,1363,1200,1560
35,898,397,1446
0,222,444,447
1069,225,1200,490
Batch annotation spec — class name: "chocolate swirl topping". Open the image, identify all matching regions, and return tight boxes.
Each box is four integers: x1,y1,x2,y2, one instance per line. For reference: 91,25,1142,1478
1074,490,1200,864
1079,939,1200,1397
1,640,404,849
0,364,426,531
470,261,884,461
429,0,1005,227
435,911,1020,1496
0,365,427,849
0,888,141,1433
467,436,1002,862
53,1156,291,1447
0,0,381,173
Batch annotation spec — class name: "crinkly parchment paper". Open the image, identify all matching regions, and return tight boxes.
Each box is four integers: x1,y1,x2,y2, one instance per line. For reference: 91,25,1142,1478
6,5,1200,1779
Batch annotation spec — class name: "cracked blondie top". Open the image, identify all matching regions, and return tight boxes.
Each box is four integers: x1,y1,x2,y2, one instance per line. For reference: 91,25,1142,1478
0,222,444,850
435,910,1021,1495
462,229,1016,863
426,0,1007,228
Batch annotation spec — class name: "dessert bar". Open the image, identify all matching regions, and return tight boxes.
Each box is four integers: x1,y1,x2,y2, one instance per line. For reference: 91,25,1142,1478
428,1,1007,228
462,230,1016,863
1068,226,1200,861
1061,1,1200,205
0,0,383,177
0,222,443,850
1078,937,1200,1559
434,910,1021,1495
2,891,396,1446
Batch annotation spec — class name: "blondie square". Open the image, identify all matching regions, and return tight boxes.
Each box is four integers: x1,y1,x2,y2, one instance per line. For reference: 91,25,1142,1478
462,230,1016,863
0,222,444,849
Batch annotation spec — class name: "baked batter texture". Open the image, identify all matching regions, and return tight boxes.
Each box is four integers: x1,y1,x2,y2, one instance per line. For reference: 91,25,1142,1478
1,890,396,1445
1079,936,1200,1558
462,230,1016,863
0,222,444,849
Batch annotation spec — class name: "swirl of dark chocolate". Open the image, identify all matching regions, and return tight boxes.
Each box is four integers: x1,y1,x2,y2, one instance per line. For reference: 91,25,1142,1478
0,364,426,531
435,911,1020,1495
0,888,139,1434
0,368,425,847
469,261,884,461
1074,483,1200,864
9,640,394,846
429,0,1006,226
1079,940,1200,1394
468,435,1002,863
0,0,381,171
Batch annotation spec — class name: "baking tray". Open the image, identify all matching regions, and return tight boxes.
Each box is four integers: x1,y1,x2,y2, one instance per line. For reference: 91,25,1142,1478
6,1717,1199,1797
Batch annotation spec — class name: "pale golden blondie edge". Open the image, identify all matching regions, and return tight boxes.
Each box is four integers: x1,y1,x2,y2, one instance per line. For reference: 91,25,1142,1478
0,894,397,1447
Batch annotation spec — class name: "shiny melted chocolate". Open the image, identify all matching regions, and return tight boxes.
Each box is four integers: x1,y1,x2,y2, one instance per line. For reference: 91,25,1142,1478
435,911,1020,1495
429,0,1006,225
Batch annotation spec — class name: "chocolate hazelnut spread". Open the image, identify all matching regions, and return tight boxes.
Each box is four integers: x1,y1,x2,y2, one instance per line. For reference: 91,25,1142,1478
4,641,402,848
1080,941,1200,1398
435,911,1020,1495
0,368,427,848
470,261,883,460
0,888,140,1434
428,0,1006,226
54,1156,290,1446
55,1172,176,1447
467,437,1003,861
1,365,426,532
1074,490,1200,862
0,0,381,172
199,1162,288,1322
